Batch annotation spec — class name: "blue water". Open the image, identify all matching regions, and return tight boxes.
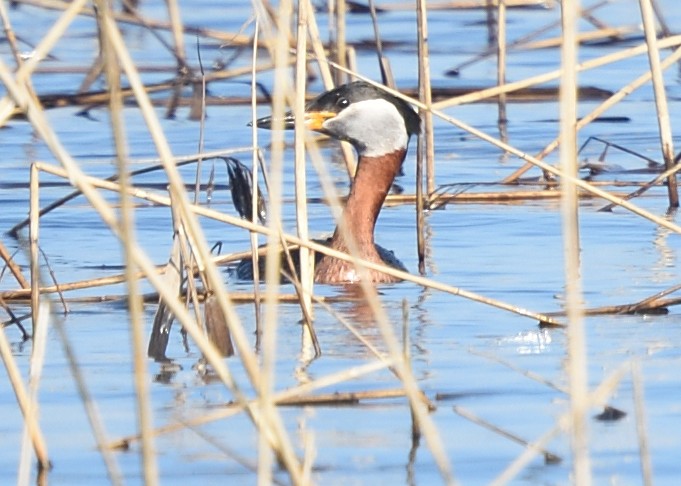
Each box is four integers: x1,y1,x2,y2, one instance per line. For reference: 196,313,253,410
2,0,681,484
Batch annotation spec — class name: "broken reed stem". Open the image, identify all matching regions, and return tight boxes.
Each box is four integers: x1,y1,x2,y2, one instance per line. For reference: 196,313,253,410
496,0,508,128
639,0,678,207
416,0,434,273
95,2,158,482
453,406,561,463
559,0,591,481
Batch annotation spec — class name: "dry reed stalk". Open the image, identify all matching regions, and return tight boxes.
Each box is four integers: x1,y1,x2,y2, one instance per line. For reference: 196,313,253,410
278,387,412,406
122,210,297,476
95,3,158,481
250,22,263,343
18,298,49,484
322,63,681,238
31,160,564,326
302,0,356,178
0,322,50,472
496,0,507,125
29,164,40,333
416,0,434,273
432,34,681,111
253,1,304,482
468,348,565,394
388,189,632,206
505,43,681,184
0,0,24,67
294,0,315,349
559,0,591,481
522,26,639,50
333,0,348,85
367,0,394,87
453,406,561,463
639,0,678,207
303,0,333,88
631,361,653,485
163,0,187,119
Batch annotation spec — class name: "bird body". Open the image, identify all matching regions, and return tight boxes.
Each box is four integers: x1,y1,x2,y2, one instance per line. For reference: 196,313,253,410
247,81,419,284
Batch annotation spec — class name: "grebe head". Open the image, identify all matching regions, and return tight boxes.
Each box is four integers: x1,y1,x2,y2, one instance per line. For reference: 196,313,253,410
255,81,420,157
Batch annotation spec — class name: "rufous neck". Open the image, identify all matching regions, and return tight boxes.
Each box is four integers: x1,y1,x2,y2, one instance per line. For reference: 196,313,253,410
332,148,407,254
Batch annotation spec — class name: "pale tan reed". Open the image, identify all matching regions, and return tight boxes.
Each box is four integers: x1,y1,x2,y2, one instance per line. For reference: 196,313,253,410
0,320,50,474
639,0,678,207
559,0,591,481
416,0,435,270
95,1,158,483
251,1,301,483
294,0,314,340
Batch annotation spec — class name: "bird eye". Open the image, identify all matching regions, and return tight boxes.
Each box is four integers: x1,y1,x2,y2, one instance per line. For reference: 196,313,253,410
337,97,349,108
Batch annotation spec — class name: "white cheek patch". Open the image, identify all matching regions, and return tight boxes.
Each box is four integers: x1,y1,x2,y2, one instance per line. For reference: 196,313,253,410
323,98,409,157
